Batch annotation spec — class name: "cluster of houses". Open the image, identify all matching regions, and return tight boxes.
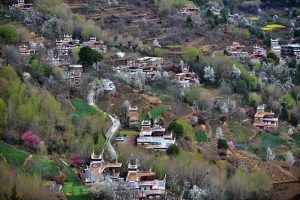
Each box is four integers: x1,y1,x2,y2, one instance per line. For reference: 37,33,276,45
225,42,267,62
10,0,33,10
137,120,176,151
84,151,166,199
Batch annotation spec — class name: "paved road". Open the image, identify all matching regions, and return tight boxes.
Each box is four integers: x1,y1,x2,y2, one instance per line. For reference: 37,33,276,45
105,114,120,160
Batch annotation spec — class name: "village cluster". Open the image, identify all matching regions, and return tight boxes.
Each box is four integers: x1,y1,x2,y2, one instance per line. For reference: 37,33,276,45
0,0,300,199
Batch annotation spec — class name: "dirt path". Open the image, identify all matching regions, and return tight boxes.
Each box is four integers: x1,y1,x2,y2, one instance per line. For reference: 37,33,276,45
23,154,33,167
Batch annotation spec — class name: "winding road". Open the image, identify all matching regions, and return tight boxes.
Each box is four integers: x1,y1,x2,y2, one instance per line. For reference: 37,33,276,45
88,87,120,161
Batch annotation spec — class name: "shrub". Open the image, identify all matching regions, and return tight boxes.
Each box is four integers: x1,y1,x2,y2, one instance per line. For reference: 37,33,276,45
217,139,228,150
69,153,83,167
166,144,180,156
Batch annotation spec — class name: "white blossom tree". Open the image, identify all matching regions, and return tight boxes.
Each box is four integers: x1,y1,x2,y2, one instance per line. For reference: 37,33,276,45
231,64,241,78
220,102,229,114
189,185,208,200
215,127,224,140
179,60,185,69
153,38,161,48
122,100,130,116
266,147,275,160
285,151,295,165
203,66,215,83
162,71,169,78
288,128,294,135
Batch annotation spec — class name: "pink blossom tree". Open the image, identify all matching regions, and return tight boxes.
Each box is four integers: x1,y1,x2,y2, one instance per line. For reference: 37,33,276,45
69,153,83,167
21,130,41,151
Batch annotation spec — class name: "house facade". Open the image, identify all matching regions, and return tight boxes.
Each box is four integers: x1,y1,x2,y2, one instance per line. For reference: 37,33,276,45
128,106,139,129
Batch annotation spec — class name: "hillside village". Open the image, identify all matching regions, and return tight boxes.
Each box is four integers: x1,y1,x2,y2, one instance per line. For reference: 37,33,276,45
0,0,300,200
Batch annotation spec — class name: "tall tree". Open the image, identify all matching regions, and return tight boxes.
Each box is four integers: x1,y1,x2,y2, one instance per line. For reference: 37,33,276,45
0,98,7,136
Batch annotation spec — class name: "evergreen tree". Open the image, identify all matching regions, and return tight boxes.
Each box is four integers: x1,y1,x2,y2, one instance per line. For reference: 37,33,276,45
10,185,22,200
280,103,289,121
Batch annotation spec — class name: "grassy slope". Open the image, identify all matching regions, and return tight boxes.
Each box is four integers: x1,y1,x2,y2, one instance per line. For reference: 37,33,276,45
228,121,256,142
259,132,287,157
0,141,59,177
71,98,98,119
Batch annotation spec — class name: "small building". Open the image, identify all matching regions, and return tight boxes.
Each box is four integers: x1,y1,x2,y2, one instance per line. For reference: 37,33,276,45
128,106,139,129
63,64,83,86
84,151,122,184
19,44,36,55
253,105,278,128
126,163,166,199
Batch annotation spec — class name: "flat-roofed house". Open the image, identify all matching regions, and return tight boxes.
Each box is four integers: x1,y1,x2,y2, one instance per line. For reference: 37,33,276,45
253,105,278,128
137,120,176,151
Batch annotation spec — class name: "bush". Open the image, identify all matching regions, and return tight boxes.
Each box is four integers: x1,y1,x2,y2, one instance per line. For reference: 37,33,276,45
0,24,17,44
217,139,228,150
21,130,41,151
153,47,164,57
166,144,180,156
168,120,184,138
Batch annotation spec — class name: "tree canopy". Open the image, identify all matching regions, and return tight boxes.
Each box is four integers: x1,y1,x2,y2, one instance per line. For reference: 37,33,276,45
0,24,17,44
78,46,103,69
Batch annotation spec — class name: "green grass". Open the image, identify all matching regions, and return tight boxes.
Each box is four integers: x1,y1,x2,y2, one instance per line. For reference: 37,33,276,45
0,141,60,179
195,129,210,142
120,129,139,136
29,156,60,178
292,134,300,147
60,161,91,200
71,98,98,119
228,121,255,142
259,132,287,157
0,141,29,167
150,105,171,119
